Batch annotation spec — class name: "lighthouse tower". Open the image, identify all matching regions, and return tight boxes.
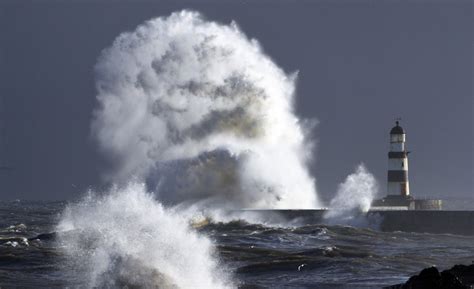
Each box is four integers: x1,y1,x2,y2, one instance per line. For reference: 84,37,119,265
372,121,442,210
387,121,410,197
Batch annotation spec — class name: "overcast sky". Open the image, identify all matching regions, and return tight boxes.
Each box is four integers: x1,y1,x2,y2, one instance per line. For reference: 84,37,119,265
0,0,472,202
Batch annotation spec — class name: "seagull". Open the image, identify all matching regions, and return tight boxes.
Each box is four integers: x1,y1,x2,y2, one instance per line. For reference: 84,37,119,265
298,264,307,271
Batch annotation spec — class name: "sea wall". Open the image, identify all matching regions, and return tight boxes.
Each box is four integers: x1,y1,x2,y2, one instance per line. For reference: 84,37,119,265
241,210,474,236
368,210,474,235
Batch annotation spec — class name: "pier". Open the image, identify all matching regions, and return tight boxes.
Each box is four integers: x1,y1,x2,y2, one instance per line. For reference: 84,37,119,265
242,209,474,236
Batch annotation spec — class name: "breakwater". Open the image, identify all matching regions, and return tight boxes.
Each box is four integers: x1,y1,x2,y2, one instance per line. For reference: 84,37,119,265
241,210,474,236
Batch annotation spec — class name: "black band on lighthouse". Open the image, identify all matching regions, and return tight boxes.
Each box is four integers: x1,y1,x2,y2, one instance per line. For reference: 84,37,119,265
388,152,407,159
388,170,408,182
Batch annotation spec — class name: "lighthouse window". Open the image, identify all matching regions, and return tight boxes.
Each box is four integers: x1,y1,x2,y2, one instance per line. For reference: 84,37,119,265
402,162,404,168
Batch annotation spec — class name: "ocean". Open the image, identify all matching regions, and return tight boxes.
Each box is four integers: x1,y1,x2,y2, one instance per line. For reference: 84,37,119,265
1,200,473,289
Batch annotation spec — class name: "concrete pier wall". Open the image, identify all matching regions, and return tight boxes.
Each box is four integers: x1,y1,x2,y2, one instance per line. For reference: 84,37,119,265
241,210,474,236
368,210,474,235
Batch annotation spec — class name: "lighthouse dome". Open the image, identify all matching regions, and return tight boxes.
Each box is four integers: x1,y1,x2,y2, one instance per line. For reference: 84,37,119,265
390,121,405,134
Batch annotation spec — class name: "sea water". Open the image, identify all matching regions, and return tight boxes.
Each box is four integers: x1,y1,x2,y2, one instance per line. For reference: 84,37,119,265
1,199,473,289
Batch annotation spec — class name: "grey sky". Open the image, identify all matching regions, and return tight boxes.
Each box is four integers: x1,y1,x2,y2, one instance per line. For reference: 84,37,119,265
0,0,472,202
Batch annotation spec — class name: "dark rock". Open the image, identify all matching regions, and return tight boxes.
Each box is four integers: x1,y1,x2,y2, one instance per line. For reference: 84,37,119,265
404,266,442,289
384,264,474,289
447,264,474,285
440,271,466,289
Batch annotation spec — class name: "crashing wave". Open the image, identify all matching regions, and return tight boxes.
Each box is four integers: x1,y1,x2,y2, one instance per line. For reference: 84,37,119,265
92,10,319,209
57,183,232,289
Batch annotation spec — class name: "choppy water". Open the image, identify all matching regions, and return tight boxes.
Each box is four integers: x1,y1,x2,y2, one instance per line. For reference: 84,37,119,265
1,200,473,289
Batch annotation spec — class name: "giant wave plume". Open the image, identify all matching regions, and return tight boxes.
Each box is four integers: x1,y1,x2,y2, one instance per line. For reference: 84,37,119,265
56,10,379,289
56,10,324,289
91,10,320,209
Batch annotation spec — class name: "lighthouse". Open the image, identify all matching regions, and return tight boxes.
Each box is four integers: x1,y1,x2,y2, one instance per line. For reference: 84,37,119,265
387,121,410,197
371,120,442,210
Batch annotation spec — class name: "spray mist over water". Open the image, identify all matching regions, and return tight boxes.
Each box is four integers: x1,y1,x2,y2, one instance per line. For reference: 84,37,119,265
92,10,319,209
57,183,232,289
56,10,381,288
57,11,324,288
324,164,378,225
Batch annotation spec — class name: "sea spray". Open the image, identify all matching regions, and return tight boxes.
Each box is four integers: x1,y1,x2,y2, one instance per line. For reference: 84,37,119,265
53,9,393,289
56,182,232,289
91,10,319,209
56,11,323,288
324,164,378,225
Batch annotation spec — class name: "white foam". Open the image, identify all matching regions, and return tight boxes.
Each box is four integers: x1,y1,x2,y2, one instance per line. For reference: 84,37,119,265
56,182,232,289
324,164,378,225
